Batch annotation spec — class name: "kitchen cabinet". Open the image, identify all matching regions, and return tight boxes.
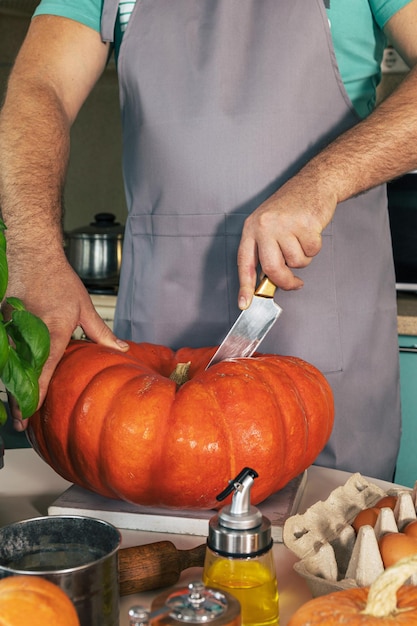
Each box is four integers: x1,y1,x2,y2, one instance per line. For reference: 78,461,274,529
394,334,417,487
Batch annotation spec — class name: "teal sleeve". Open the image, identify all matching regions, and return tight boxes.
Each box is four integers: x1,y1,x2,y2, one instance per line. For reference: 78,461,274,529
33,0,103,33
371,0,414,28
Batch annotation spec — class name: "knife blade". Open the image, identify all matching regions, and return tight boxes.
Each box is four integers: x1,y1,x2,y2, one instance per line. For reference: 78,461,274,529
206,276,282,368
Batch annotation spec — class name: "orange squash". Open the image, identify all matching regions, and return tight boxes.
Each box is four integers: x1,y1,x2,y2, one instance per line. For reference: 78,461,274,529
0,575,79,626
27,340,334,509
287,555,417,625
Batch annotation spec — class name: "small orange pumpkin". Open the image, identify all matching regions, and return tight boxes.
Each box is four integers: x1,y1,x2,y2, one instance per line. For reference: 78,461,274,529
288,554,417,625
0,575,79,626
28,340,334,509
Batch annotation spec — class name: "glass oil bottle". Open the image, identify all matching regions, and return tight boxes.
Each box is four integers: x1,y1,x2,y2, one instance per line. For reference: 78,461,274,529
203,467,279,626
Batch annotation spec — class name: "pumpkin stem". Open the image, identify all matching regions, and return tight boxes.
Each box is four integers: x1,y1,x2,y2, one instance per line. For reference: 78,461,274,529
169,361,191,386
362,554,417,617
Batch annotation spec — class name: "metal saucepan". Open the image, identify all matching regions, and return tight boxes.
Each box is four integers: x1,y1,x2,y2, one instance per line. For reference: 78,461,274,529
65,213,124,290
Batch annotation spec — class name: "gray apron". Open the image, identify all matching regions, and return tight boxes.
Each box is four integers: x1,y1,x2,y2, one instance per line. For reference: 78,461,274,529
101,0,401,481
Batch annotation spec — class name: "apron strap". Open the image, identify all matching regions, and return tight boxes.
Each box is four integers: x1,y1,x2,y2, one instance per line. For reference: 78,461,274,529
101,0,119,43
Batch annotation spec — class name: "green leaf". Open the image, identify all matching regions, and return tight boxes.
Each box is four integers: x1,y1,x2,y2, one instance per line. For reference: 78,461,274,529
0,347,39,418
0,401,7,426
0,322,9,375
0,219,50,419
6,309,50,375
5,296,25,311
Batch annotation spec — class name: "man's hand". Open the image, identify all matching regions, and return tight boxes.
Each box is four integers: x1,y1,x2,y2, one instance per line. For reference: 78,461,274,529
237,170,337,308
6,257,128,431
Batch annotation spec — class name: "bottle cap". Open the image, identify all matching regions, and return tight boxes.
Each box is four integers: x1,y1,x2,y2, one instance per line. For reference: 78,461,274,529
207,467,272,557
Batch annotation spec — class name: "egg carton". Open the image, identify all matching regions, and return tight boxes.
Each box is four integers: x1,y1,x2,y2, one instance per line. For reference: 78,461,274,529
282,473,417,597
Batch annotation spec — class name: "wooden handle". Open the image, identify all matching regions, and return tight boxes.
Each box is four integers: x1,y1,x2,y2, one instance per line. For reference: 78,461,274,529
118,541,207,596
254,276,277,298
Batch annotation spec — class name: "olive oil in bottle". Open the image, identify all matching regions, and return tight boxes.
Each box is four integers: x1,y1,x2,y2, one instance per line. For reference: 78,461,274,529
202,467,279,626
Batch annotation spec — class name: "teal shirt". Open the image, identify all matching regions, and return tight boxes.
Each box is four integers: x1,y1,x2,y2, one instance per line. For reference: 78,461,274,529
33,0,411,118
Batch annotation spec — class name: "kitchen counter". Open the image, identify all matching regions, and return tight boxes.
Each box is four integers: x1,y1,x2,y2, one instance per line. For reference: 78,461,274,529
0,448,395,626
87,292,417,336
398,292,417,335
75,292,417,339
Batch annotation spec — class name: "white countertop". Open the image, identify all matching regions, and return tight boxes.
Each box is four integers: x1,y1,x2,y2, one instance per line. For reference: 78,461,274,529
0,449,394,625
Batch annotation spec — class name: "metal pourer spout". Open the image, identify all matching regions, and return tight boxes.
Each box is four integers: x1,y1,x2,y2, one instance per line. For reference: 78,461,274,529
207,467,272,556
216,467,263,530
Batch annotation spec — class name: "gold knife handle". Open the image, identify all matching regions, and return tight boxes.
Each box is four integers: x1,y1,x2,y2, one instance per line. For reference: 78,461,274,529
254,276,277,298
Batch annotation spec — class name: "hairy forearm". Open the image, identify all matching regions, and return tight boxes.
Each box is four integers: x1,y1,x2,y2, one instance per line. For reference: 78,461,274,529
298,65,417,205
0,79,70,269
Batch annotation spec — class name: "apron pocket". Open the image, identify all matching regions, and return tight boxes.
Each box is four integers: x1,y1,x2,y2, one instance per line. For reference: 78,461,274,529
127,213,242,348
260,222,343,374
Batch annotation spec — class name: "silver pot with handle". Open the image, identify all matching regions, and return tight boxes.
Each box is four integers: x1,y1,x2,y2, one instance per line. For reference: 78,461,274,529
65,212,124,290
0,515,121,626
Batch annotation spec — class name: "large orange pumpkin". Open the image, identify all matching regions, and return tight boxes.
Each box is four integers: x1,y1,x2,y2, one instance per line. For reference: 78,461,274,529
27,340,334,509
0,575,80,626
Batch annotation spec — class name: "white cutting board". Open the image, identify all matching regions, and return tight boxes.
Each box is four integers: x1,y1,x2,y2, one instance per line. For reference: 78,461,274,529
48,472,307,542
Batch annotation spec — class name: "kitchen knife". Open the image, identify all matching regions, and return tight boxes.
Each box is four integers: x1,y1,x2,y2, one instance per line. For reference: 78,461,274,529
206,276,282,368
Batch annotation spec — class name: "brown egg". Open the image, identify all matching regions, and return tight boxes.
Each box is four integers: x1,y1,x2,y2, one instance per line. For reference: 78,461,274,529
404,520,417,538
379,532,417,568
374,495,398,510
351,507,380,533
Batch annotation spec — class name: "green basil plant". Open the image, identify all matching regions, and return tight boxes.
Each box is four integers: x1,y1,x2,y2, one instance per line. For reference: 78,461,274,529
0,218,50,425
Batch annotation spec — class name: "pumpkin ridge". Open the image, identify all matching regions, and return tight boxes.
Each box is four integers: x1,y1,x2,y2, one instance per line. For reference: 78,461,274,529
158,373,237,508
194,373,238,481
244,358,309,491
262,358,310,449
69,364,160,497
285,356,334,444
266,356,334,463
69,359,166,490
93,370,176,504
193,361,286,504
101,373,177,504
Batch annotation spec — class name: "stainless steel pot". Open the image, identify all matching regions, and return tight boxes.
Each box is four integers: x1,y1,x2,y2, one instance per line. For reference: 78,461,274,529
0,515,121,626
65,213,124,290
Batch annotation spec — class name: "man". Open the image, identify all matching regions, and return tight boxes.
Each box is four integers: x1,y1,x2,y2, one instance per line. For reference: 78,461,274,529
1,0,417,480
